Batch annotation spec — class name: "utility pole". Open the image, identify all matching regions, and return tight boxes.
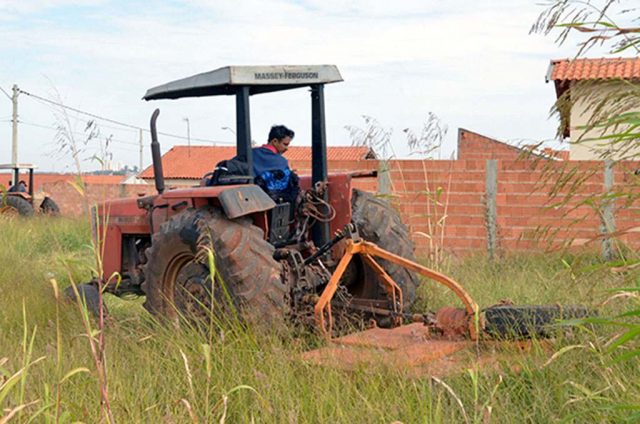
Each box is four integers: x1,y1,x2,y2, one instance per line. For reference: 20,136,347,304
138,128,143,172
11,85,19,183
183,117,191,156
221,126,236,147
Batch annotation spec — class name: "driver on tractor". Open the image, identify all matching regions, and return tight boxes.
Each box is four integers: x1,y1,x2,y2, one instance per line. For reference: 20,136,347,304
8,180,27,193
251,125,298,204
253,125,293,176
209,125,299,205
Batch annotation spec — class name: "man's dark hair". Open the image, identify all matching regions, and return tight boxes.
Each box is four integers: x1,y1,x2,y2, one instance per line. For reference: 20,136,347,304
268,125,294,142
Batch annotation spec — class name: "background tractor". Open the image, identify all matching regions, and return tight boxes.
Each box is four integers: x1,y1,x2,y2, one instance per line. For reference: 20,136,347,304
0,163,60,217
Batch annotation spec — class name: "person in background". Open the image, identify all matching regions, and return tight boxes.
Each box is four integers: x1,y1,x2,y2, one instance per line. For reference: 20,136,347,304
8,180,27,193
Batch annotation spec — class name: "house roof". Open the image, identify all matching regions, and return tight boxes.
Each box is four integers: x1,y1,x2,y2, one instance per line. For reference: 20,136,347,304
139,145,375,179
546,58,640,138
547,58,640,83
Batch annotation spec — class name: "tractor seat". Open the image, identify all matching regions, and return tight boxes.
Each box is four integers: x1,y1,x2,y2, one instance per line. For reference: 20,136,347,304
202,158,253,187
200,172,253,187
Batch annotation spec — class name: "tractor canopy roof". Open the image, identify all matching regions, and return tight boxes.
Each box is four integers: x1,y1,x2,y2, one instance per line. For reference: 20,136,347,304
0,164,36,171
143,65,343,100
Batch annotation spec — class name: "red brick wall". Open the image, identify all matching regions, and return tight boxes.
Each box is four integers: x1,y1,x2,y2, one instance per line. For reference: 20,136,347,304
493,160,603,252
43,181,156,216
45,129,640,258
45,159,640,257
47,157,639,258
383,157,640,257
457,128,524,160
385,159,486,255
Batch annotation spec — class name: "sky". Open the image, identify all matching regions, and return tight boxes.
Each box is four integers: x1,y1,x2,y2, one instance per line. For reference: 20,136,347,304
0,0,623,172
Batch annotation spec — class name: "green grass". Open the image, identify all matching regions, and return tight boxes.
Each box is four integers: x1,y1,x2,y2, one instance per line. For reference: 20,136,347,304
0,217,639,423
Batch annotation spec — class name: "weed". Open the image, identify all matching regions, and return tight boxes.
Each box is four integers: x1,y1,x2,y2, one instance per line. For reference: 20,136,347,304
1,218,639,422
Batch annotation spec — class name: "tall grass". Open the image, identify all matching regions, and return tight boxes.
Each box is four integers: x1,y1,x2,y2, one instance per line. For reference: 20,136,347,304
347,114,454,267
405,113,451,267
0,216,639,422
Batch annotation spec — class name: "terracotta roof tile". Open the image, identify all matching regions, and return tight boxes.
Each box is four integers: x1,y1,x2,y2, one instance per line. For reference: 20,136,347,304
139,145,375,179
549,58,640,81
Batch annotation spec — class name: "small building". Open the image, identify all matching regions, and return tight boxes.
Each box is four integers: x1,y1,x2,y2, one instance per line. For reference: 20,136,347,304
547,57,640,160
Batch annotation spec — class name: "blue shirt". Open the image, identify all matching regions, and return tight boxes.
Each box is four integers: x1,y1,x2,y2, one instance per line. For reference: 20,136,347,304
251,146,290,176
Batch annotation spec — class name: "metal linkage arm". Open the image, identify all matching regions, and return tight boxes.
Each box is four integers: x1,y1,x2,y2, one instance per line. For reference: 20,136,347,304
314,241,357,335
360,241,480,339
313,239,481,340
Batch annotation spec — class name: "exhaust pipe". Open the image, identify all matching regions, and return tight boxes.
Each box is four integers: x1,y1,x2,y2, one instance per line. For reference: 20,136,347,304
149,109,165,194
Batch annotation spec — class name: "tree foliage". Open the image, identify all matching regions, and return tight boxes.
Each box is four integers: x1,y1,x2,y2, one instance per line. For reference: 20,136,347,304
534,2,640,419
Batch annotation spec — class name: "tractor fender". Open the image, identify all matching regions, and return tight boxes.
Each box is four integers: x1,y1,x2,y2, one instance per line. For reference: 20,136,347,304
6,192,31,201
218,185,276,219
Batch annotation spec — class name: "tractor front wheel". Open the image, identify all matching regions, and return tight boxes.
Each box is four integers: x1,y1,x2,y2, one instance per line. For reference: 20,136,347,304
141,208,289,327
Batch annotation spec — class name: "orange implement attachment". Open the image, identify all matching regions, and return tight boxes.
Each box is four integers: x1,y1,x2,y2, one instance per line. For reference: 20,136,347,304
302,323,543,377
313,239,481,339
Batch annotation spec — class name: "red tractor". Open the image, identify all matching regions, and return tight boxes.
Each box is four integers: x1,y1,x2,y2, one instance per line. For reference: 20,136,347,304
1,163,60,217
80,65,419,328
69,65,589,372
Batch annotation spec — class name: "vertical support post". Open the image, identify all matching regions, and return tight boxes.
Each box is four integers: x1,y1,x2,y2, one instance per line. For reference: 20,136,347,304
28,168,33,197
138,128,144,172
485,159,498,260
236,86,252,176
12,168,18,190
377,160,391,195
601,159,616,261
11,84,19,184
311,84,329,247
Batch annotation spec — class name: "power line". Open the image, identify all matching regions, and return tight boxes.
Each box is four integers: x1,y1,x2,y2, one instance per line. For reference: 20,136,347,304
19,120,142,150
20,120,139,146
18,88,233,145
18,121,140,146
20,89,142,130
91,121,139,134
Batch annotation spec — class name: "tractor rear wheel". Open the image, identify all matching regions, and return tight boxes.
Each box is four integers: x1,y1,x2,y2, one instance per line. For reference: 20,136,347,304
142,208,289,327
1,195,34,217
350,189,420,309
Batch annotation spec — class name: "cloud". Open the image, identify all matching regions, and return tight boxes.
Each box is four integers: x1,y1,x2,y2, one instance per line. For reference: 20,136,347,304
0,0,105,16
0,0,591,171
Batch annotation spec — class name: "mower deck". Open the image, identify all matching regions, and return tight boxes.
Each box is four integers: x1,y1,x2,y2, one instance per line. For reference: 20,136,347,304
302,323,542,377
